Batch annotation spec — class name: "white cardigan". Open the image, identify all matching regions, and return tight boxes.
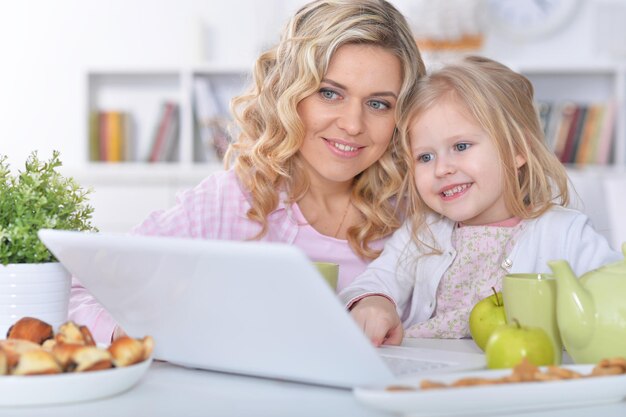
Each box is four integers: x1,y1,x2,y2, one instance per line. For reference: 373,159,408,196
339,206,622,328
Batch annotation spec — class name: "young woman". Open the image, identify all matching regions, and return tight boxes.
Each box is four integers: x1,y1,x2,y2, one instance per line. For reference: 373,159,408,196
70,0,425,343
340,56,621,346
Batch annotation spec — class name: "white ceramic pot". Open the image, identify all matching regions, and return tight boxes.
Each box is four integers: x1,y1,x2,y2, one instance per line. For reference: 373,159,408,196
0,262,71,337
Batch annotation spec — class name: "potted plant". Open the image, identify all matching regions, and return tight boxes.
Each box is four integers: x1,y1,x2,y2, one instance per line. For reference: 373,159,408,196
0,150,97,336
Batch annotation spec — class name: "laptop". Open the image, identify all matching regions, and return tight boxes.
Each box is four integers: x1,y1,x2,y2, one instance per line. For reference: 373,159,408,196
38,229,485,389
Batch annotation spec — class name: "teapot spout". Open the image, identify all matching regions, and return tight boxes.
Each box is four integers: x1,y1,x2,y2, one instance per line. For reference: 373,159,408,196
548,260,595,350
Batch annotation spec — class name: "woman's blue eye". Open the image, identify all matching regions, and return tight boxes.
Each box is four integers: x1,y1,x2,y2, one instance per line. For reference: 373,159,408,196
455,142,471,152
368,100,390,110
320,88,339,100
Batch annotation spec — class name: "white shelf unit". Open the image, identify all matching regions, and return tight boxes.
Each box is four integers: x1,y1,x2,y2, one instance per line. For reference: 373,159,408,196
512,62,626,167
85,64,251,170
81,63,626,241
86,62,626,170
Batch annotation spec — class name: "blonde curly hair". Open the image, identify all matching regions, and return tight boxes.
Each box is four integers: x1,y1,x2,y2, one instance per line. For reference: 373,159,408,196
225,0,425,259
398,56,570,250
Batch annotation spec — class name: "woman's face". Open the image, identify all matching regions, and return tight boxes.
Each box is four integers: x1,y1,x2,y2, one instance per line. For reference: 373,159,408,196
296,43,402,188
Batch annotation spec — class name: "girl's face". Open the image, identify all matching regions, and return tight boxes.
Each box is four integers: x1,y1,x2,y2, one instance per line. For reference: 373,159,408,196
409,97,522,225
296,43,402,188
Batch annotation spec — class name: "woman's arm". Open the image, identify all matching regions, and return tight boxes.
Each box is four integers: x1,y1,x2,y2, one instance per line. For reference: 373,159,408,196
68,172,237,342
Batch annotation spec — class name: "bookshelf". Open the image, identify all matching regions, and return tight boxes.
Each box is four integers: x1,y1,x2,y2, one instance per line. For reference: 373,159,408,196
86,62,626,172
82,62,626,244
85,64,250,171
511,62,625,167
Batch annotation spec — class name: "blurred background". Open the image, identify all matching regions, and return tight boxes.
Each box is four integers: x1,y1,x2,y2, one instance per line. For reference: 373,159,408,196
1,0,625,247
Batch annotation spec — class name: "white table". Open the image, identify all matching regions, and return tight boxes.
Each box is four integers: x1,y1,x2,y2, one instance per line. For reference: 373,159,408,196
1,339,625,417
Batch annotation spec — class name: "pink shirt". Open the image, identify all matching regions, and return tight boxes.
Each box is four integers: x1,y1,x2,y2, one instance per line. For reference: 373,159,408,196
70,169,388,343
291,204,384,292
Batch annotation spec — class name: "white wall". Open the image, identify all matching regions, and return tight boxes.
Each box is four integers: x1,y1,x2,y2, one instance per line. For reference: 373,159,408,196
1,0,616,168
0,0,304,167
2,0,625,247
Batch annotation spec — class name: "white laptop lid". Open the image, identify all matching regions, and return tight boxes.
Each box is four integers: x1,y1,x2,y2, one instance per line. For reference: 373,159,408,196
39,229,485,388
39,229,397,387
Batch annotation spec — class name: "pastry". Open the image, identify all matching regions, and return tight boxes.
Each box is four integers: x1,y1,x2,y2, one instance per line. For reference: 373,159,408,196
42,338,57,350
49,343,84,371
79,325,96,346
0,339,44,369
107,335,154,367
55,321,96,346
12,350,62,375
108,336,145,367
0,349,7,375
69,346,113,372
6,317,54,345
141,336,155,361
0,318,154,376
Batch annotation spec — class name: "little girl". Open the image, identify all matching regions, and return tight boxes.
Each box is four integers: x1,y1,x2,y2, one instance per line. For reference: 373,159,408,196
339,56,622,346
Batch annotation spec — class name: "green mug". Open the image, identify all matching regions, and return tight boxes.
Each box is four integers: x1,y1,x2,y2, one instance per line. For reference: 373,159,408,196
313,262,339,291
502,273,562,364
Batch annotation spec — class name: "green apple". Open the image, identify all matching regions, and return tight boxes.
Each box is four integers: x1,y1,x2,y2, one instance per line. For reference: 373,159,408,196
485,320,555,369
469,288,506,351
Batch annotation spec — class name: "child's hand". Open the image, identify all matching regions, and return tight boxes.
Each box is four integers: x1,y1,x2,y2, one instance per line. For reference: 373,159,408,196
350,295,403,347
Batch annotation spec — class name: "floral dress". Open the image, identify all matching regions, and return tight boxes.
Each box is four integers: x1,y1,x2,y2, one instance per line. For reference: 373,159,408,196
405,220,526,338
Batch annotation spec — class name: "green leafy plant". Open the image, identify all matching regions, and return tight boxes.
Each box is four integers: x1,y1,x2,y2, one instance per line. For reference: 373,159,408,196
0,151,97,265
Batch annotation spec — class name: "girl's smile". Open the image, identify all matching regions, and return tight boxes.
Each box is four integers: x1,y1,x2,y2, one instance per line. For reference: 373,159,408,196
440,183,472,199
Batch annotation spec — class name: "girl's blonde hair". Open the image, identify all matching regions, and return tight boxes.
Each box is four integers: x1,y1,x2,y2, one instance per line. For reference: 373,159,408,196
398,56,569,248
226,0,425,259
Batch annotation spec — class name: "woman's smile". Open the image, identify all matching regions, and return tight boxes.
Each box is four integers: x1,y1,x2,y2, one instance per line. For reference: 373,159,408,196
323,138,364,157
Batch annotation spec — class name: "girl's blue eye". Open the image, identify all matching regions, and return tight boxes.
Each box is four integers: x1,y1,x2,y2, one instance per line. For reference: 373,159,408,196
320,88,339,100
455,142,471,152
417,153,433,163
368,100,390,111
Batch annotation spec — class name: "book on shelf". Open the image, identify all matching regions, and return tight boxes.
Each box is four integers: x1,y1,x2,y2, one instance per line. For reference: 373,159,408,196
595,100,617,165
89,110,134,162
108,111,122,163
562,105,587,164
120,112,135,162
162,105,180,162
98,112,108,161
575,104,602,164
539,100,617,165
148,101,180,163
193,77,231,162
552,102,578,162
541,101,562,153
88,111,100,161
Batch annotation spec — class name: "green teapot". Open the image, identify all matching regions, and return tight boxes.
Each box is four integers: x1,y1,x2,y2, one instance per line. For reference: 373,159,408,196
547,243,626,364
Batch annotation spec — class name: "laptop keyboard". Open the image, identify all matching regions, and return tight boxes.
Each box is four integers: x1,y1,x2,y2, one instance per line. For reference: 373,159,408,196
381,355,452,376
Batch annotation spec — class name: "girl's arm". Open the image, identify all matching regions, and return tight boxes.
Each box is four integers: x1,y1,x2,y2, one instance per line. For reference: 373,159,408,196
349,295,403,346
338,223,417,345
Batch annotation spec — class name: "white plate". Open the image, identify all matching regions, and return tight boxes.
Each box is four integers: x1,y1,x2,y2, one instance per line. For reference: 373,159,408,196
354,365,626,416
0,358,152,406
